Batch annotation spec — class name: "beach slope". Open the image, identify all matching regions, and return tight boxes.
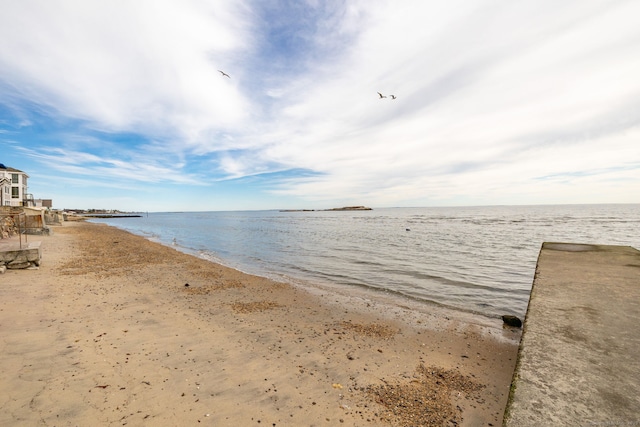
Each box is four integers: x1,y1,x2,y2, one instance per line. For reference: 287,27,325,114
0,221,519,426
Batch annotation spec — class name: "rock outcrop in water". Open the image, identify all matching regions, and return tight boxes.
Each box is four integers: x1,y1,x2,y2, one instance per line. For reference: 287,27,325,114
280,206,372,212
326,206,372,211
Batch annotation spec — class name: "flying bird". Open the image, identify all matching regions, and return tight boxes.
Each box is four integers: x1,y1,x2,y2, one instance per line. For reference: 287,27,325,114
390,95,396,99
377,92,387,99
218,70,230,78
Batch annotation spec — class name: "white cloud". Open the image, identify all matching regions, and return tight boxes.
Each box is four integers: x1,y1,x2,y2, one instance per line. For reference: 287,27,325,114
0,0,252,142
1,0,639,209
238,0,640,204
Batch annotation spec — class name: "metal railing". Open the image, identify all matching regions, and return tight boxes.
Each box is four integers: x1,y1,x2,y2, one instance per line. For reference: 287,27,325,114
0,211,27,249
23,193,35,207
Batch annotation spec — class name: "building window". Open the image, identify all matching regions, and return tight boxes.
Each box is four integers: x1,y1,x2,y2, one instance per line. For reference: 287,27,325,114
12,187,19,198
11,174,19,184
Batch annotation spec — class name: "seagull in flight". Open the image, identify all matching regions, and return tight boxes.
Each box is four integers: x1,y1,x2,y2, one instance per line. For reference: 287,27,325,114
377,92,387,99
390,94,396,99
218,70,230,78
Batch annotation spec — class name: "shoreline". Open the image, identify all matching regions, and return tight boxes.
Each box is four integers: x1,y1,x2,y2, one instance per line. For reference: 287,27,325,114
92,217,518,339
97,217,528,322
0,221,521,426
146,226,515,330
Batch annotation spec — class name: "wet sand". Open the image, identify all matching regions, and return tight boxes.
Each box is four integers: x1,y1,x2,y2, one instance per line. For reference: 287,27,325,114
0,221,520,426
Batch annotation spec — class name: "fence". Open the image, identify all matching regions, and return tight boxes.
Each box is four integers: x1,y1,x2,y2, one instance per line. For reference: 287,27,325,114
0,209,28,249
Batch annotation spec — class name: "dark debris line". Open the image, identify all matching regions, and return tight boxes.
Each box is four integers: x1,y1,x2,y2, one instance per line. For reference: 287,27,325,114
366,365,484,426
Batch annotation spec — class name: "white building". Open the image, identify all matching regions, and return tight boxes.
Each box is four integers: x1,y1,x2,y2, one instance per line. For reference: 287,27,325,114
0,164,31,207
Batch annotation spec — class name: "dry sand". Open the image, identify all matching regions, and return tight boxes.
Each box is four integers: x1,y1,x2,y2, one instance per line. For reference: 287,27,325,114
0,221,521,426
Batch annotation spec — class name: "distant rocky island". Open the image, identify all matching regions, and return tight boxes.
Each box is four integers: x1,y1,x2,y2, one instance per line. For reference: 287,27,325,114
280,206,372,212
63,209,143,218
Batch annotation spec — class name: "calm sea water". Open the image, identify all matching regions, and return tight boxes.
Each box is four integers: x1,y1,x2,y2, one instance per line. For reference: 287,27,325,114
90,204,639,319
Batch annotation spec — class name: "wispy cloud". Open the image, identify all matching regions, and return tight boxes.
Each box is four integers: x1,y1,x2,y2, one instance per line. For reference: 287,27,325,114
0,1,253,139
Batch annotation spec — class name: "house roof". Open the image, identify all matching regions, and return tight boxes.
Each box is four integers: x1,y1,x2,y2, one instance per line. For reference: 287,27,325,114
0,165,27,174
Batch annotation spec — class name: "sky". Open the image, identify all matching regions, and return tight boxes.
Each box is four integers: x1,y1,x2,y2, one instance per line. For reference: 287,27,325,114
1,0,639,212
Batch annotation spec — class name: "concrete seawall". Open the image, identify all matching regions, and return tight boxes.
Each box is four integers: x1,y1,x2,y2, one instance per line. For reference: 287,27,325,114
0,237,41,270
504,243,640,426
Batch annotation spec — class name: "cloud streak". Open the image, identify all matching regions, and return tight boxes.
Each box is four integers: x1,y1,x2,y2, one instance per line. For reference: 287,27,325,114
0,1,252,139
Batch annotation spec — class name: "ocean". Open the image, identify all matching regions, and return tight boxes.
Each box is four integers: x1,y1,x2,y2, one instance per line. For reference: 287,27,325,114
90,204,639,319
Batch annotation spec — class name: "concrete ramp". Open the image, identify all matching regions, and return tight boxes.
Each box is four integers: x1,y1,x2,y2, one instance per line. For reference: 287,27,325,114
504,243,640,426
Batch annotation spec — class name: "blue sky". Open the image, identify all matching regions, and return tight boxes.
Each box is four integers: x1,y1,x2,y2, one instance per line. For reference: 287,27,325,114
1,0,639,211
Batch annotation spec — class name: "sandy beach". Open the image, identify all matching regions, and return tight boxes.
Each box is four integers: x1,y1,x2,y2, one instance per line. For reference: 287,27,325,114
0,220,521,426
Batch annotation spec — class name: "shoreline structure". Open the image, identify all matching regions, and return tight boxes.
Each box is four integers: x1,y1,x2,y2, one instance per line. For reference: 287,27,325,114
0,221,520,426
